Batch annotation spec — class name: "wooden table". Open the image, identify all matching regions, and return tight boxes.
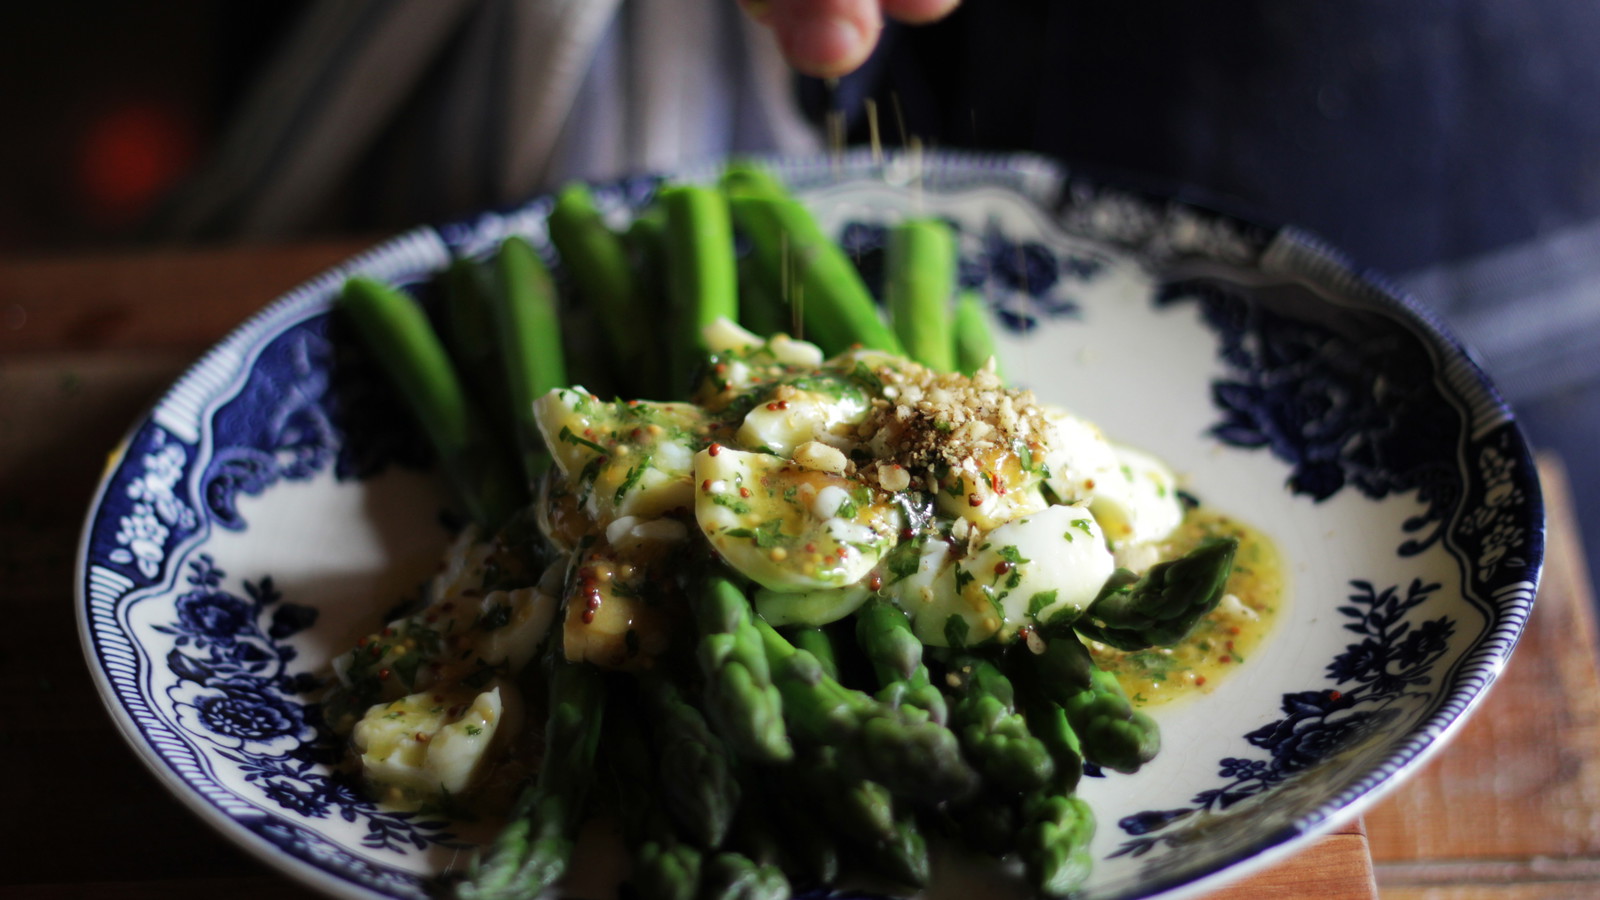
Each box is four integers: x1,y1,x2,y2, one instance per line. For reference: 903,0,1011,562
2,242,1595,899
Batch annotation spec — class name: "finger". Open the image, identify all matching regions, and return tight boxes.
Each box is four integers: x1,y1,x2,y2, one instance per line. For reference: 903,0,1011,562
763,0,884,80
880,0,960,25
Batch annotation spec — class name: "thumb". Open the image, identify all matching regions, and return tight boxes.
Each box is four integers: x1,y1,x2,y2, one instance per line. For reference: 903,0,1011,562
742,0,884,79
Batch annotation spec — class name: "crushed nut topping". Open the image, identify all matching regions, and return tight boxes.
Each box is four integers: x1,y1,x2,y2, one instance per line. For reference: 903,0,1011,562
861,359,1047,474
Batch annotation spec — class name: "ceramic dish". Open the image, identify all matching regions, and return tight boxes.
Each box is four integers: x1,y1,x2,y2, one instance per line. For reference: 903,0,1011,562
77,152,1544,900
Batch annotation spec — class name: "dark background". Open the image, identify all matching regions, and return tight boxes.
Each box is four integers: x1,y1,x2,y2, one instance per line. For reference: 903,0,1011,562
6,0,1596,583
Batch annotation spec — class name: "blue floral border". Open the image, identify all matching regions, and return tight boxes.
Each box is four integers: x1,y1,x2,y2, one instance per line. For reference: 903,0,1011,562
77,152,1545,900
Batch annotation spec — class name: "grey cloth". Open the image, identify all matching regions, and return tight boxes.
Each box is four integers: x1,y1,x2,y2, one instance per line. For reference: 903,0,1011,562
156,0,820,239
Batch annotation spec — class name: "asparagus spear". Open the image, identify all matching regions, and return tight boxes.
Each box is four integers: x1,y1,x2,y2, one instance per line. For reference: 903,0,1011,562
338,276,522,530
634,841,704,900
855,597,948,724
1020,628,1159,775
754,617,977,802
491,235,567,484
1025,698,1086,795
643,678,742,848
788,625,841,681
736,256,791,338
660,185,738,399
440,256,511,438
945,654,1056,794
754,763,842,887
788,746,928,889
456,659,605,900
886,218,957,372
728,194,902,357
1018,793,1096,897
953,289,1001,379
699,848,790,900
601,689,704,900
1074,536,1239,651
546,183,657,394
693,576,793,764
720,160,790,202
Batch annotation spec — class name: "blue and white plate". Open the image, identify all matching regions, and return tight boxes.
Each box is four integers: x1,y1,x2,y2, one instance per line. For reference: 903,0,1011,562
77,152,1544,900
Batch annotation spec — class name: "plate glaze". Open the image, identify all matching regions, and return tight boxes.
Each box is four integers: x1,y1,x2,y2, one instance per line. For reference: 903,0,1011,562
77,152,1544,900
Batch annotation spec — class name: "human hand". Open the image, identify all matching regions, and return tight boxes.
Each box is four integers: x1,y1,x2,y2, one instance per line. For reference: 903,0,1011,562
740,0,961,79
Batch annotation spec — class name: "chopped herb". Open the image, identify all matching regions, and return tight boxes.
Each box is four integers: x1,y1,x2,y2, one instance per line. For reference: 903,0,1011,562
883,538,922,584
476,604,512,631
577,455,606,486
954,565,975,592
1028,590,1059,619
559,425,609,455
1070,518,1094,535
614,454,652,505
944,615,970,648
998,545,1029,565
711,494,752,515
848,361,884,394
393,652,424,689
465,724,483,737
729,519,785,548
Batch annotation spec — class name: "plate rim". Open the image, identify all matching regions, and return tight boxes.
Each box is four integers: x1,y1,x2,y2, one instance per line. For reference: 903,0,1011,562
75,148,1547,900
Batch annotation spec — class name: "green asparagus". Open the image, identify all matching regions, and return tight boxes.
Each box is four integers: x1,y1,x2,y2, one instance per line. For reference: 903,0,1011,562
699,852,790,900
693,576,793,764
789,746,928,889
644,678,742,848
337,276,522,530
1021,628,1160,774
886,218,957,372
660,185,738,399
729,194,903,357
491,236,567,484
1025,698,1086,795
754,617,977,802
456,659,605,900
440,256,511,438
855,597,948,724
601,690,704,900
945,654,1056,794
546,183,657,394
1074,536,1240,651
953,289,1001,378
1018,793,1096,897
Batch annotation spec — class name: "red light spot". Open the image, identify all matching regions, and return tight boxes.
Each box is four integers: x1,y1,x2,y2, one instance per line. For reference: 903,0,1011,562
78,101,196,226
